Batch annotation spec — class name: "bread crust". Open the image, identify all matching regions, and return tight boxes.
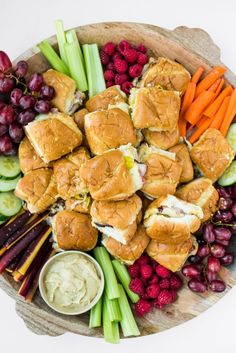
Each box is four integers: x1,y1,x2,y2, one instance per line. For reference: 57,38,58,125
143,128,180,150
19,137,48,174
85,85,127,112
169,143,194,183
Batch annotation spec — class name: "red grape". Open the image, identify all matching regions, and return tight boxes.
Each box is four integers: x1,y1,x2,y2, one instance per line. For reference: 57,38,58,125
215,239,229,247
202,223,215,243
214,227,232,241
0,100,5,110
209,280,226,292
3,144,17,156
0,77,14,93
210,244,226,258
206,270,217,283
28,73,43,92
0,134,13,152
15,60,28,77
220,254,234,266
182,264,201,278
0,105,15,125
19,95,36,110
40,85,55,100
215,185,230,198
231,203,236,217
10,88,23,106
0,51,12,73
0,124,7,136
231,185,236,199
34,100,51,114
17,110,35,125
197,244,210,257
218,197,233,211
220,211,233,223
188,255,202,264
207,256,221,272
9,123,24,143
188,279,207,293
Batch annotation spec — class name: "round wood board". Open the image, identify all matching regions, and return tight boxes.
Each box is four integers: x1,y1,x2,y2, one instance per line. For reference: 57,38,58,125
0,22,236,339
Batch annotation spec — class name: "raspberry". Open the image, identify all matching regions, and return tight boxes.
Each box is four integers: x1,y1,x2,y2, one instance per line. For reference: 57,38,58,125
129,64,143,78
141,293,150,300
170,290,178,303
157,290,173,306
137,44,147,53
153,298,165,310
137,52,148,66
106,81,114,88
103,42,116,56
114,73,128,85
112,51,122,61
137,253,150,266
155,264,171,278
104,69,115,81
128,263,140,278
114,59,128,74
106,62,115,71
149,274,159,284
118,40,131,54
123,48,138,63
129,278,145,296
100,50,110,65
159,278,170,290
146,284,160,299
140,264,153,279
134,299,152,316
170,274,183,290
121,81,133,95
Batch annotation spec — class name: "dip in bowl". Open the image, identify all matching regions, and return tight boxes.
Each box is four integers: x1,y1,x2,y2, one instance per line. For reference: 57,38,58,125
39,251,104,315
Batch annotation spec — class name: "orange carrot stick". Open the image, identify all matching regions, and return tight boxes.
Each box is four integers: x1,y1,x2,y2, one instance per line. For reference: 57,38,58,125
204,85,233,118
180,82,196,117
208,78,222,93
189,117,213,144
184,90,216,125
178,116,187,137
220,89,236,136
195,66,226,97
191,66,205,84
196,115,208,127
215,78,225,96
210,96,230,129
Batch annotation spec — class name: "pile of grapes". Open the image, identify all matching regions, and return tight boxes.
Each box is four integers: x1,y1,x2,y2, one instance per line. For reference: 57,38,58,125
0,51,55,155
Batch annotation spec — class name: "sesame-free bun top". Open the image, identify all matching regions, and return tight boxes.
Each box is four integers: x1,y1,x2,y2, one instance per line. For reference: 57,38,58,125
143,128,180,150
73,108,88,132
85,108,137,155
24,112,83,163
85,85,127,112
130,87,180,130
140,57,191,94
55,210,98,251
169,143,194,183
18,137,48,174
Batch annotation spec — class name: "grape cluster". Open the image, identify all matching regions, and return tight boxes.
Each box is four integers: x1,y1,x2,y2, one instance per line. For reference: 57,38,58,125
182,184,236,293
0,51,55,155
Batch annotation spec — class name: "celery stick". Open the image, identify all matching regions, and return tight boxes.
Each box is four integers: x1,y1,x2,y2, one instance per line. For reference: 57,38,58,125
89,296,102,328
105,294,122,322
117,284,140,337
82,44,106,98
103,294,120,344
66,29,84,64
54,20,68,66
38,40,69,75
93,247,120,300
112,260,139,303
65,42,88,92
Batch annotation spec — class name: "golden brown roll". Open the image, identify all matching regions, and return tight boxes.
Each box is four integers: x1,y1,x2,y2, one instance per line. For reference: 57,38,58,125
80,145,145,201
140,57,191,94
144,195,203,244
169,143,194,183
42,69,84,114
143,128,180,150
65,195,91,214
175,177,219,222
85,85,127,112
146,235,198,272
102,225,150,265
84,108,137,155
90,194,142,244
129,87,180,130
53,147,90,200
54,210,98,251
73,108,88,132
18,137,48,174
15,168,58,213
24,112,83,163
138,144,182,199
190,128,235,182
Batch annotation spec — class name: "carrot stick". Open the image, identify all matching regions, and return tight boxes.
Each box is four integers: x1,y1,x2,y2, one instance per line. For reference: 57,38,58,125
204,85,233,118
210,96,230,129
191,66,205,84
189,117,213,144
208,78,222,93
178,116,187,137
184,90,216,125
195,66,226,97
215,78,225,96
196,115,208,127
180,82,196,117
220,88,236,136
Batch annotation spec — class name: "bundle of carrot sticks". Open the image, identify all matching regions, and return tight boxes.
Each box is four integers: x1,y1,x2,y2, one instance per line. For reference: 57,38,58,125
179,65,236,144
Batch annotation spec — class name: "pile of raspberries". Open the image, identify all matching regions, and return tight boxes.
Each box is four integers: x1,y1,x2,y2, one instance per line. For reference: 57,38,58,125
128,254,183,316
100,40,148,95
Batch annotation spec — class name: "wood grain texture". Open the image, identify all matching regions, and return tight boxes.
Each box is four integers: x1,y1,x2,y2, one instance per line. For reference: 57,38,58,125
0,22,236,339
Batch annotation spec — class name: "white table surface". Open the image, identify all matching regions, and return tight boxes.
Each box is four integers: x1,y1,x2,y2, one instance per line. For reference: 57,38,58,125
1,0,236,352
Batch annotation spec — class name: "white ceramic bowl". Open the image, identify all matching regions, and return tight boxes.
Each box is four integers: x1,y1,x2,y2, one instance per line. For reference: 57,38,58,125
39,251,104,315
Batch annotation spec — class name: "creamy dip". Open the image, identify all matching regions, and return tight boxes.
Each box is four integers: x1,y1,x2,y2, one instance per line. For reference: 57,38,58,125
43,253,101,314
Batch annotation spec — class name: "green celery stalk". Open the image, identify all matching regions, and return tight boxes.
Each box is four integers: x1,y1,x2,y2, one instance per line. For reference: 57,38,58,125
37,40,70,75
65,42,88,91
105,294,122,322
54,19,68,66
103,294,120,344
66,29,84,64
117,284,140,337
112,260,139,303
93,247,120,300
82,44,106,98
89,296,102,328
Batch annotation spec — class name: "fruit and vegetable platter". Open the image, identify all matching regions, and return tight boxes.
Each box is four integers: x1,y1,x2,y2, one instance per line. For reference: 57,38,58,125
1,21,236,343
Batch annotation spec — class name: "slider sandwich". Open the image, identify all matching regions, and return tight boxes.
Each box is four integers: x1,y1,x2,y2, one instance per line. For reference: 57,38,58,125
169,143,194,183
85,85,127,112
144,194,203,244
90,194,142,244
43,69,84,114
65,195,91,214
73,108,88,132
143,128,180,150
138,143,182,199
19,137,48,174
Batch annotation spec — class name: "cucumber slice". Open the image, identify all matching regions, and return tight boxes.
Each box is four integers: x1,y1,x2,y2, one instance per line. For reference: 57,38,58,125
0,175,21,192
0,192,22,217
227,123,236,153
0,214,8,222
218,161,236,186
0,156,21,178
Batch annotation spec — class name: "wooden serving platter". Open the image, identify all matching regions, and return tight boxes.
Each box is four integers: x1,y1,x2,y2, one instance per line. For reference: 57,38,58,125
1,22,236,338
